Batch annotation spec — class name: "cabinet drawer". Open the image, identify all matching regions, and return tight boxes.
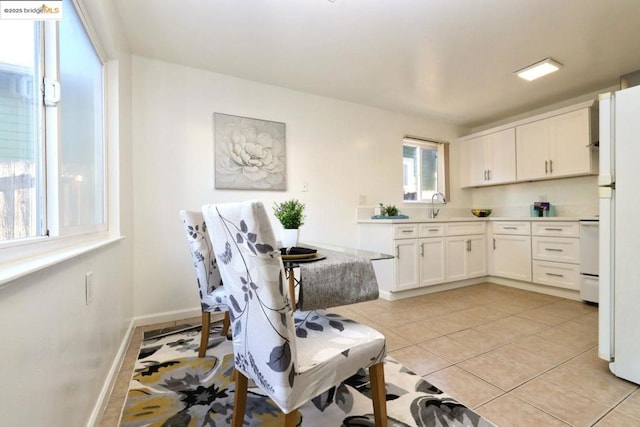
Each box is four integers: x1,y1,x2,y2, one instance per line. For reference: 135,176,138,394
419,223,444,237
532,260,580,290
532,236,580,263
393,224,418,239
445,222,486,236
531,221,579,237
492,221,531,235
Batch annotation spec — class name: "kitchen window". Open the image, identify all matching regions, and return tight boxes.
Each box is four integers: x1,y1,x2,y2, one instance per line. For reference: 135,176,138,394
402,137,449,202
0,0,105,243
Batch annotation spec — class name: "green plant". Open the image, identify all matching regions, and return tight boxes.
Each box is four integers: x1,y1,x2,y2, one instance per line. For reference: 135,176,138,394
273,199,306,229
384,204,398,216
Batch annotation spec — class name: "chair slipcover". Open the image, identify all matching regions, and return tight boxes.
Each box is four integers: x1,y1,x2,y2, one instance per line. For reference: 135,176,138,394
181,210,231,357
180,210,228,313
202,201,386,414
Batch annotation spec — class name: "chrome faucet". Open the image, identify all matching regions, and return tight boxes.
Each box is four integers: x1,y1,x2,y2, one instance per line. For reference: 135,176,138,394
430,192,446,218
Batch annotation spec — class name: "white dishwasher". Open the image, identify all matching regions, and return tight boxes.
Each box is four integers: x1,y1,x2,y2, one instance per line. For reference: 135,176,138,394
579,218,599,303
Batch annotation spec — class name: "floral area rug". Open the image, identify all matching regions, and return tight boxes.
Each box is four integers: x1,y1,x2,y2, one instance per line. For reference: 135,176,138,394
120,323,494,427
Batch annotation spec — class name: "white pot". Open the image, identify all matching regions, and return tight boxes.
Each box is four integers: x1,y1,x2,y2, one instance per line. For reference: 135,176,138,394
281,229,299,248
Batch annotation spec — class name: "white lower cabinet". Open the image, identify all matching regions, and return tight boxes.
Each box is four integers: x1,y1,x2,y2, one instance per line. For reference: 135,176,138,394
532,260,580,290
394,238,420,291
445,222,487,282
359,219,579,294
358,222,446,292
445,235,487,281
531,221,580,290
419,237,446,286
490,221,532,282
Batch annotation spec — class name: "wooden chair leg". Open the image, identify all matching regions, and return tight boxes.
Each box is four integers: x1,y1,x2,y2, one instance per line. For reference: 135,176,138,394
199,311,211,357
287,267,296,309
284,410,297,427
232,369,248,427
221,311,230,337
369,362,388,427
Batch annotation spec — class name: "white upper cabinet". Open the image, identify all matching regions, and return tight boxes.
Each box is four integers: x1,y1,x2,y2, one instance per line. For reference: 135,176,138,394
516,107,597,181
460,128,516,187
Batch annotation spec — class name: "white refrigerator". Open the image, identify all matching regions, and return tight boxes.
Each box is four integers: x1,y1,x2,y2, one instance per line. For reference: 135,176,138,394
598,85,640,385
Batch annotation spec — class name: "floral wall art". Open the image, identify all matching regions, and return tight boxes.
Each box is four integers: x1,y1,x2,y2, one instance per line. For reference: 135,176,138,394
214,113,286,190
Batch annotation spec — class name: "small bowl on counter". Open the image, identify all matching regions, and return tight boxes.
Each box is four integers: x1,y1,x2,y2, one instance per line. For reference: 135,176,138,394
471,209,492,217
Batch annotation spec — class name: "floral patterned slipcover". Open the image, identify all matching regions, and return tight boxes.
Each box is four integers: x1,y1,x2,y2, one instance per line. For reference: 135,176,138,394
202,201,386,414
180,210,228,313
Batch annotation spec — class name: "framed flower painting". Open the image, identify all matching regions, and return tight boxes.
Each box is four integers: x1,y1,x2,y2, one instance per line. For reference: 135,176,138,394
214,113,286,190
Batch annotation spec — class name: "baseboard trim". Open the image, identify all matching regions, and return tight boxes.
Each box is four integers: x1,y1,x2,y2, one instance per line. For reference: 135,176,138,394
379,277,486,301
487,276,581,301
87,306,203,426
133,307,202,328
378,276,581,301
86,319,135,427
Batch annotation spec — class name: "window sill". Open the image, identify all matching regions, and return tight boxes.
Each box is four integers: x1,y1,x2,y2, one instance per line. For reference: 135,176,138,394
0,235,125,289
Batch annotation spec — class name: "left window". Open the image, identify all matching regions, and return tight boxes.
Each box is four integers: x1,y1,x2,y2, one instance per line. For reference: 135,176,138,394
0,0,105,243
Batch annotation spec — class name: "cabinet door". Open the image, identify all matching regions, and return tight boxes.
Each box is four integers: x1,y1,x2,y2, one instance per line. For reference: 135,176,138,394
551,108,593,177
460,136,488,187
394,239,420,291
468,136,488,186
487,128,516,185
445,236,468,282
466,235,487,278
419,237,446,286
446,235,486,281
491,234,532,281
516,119,551,181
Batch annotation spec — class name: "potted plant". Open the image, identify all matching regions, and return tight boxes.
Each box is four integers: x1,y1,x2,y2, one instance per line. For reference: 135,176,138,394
384,204,398,217
273,199,306,247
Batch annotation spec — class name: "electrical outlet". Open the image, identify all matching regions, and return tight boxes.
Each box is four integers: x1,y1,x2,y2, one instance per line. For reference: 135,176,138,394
301,182,309,192
85,272,94,305
358,195,367,206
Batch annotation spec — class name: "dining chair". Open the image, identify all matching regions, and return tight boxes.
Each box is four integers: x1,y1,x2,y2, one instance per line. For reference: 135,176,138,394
202,201,388,427
180,210,230,357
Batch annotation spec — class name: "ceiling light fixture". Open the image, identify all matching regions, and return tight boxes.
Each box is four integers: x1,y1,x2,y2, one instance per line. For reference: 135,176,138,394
515,58,562,81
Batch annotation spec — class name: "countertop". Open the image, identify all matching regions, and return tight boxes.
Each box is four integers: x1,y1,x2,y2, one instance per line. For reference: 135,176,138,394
357,216,588,224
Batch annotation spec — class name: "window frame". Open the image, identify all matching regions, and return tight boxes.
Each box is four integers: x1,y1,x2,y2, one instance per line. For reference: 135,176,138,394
402,136,450,203
0,0,119,287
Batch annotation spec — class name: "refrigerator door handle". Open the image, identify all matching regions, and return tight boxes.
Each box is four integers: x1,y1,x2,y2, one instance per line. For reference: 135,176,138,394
598,92,614,363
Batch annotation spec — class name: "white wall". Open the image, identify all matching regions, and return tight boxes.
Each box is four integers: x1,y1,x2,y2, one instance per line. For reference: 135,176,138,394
0,240,132,425
131,56,467,319
0,1,134,425
469,176,599,217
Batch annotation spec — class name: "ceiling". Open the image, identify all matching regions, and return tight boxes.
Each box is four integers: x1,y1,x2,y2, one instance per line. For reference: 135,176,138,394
113,0,640,129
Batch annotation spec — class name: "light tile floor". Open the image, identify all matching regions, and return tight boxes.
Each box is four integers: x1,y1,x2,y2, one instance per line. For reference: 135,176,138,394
99,283,640,427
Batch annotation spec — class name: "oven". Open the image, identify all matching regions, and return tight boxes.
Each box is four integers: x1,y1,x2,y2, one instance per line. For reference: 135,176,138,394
579,218,599,303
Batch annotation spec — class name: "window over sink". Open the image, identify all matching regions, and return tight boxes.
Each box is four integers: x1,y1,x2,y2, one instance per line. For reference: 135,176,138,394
402,137,449,202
